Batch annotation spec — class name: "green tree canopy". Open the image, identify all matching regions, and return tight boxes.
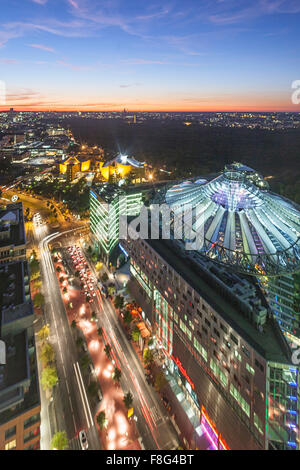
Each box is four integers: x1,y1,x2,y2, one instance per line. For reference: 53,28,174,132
41,366,58,392
113,368,122,383
143,348,154,367
114,295,124,310
51,431,68,450
96,411,106,430
123,391,133,410
33,292,45,308
40,343,55,367
104,344,111,358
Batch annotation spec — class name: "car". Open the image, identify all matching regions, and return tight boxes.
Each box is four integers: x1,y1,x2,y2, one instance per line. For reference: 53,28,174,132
79,430,88,450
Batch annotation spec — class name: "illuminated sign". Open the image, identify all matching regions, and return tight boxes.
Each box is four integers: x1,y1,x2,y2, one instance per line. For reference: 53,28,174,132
119,243,129,258
201,406,230,450
173,356,195,390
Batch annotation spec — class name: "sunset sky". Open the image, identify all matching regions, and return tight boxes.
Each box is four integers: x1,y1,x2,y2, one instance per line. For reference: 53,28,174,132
0,0,300,111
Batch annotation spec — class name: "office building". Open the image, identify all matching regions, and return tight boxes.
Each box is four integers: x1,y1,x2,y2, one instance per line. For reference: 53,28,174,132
0,201,40,450
90,183,144,265
0,203,26,264
120,163,300,450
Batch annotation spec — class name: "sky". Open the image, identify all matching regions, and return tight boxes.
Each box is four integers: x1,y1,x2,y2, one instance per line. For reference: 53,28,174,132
0,0,300,111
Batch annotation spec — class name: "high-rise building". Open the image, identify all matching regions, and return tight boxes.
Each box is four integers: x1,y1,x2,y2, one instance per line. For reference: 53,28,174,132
0,203,26,264
90,183,144,264
120,163,300,450
0,202,40,450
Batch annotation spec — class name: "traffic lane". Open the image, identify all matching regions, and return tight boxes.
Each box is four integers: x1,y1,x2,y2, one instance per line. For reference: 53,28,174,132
98,296,178,450
46,240,101,450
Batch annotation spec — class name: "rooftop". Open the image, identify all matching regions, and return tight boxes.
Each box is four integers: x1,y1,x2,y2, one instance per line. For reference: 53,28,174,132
146,236,291,364
0,330,29,394
0,202,26,249
0,261,32,328
163,163,300,276
102,154,145,168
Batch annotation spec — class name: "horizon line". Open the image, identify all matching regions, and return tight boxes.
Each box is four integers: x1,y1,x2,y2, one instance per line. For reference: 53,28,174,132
0,108,299,113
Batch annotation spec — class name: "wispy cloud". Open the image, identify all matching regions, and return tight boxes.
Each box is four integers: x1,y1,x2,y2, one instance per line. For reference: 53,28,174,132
31,0,48,4
0,58,19,64
121,58,168,65
120,83,142,88
28,43,55,52
56,59,94,71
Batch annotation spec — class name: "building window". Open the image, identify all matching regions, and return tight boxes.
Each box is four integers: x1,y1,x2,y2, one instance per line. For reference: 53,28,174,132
5,426,16,440
242,345,250,358
5,439,16,450
24,413,40,429
246,363,255,375
24,427,40,444
230,333,239,345
254,359,264,373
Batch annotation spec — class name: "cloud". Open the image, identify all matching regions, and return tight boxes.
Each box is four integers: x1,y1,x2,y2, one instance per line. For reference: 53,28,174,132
121,58,168,65
31,0,48,4
56,59,94,71
28,43,55,52
0,58,19,64
120,83,142,88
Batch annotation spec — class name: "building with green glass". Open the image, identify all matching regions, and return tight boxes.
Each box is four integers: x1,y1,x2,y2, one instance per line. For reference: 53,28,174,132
89,183,144,265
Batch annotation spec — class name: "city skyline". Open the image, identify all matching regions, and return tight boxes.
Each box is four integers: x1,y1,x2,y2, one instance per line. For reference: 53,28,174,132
0,0,300,112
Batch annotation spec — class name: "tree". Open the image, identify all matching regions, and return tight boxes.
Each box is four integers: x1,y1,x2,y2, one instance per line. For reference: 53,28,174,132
123,391,133,410
33,292,45,309
74,270,80,278
41,367,58,392
96,411,106,430
91,311,97,322
56,266,62,273
37,324,49,342
97,327,103,337
114,295,124,310
59,276,64,283
91,253,97,263
143,348,154,367
88,380,98,397
104,344,111,358
113,368,122,384
40,343,55,367
101,272,108,283
108,285,115,297
123,309,133,326
33,279,42,290
30,258,40,279
30,249,37,260
80,354,90,370
76,337,84,347
154,371,168,392
62,287,67,294
86,295,91,303
131,326,140,343
71,320,77,329
51,431,68,450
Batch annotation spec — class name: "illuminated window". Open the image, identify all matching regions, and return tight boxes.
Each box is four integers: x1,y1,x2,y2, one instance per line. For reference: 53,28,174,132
5,439,16,450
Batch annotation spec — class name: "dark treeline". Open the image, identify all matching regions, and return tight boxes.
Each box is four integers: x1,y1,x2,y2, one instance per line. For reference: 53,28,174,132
49,117,300,201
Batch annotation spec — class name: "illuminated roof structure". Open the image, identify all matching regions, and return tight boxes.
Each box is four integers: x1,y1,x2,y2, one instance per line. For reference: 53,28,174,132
164,163,300,276
102,154,145,168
